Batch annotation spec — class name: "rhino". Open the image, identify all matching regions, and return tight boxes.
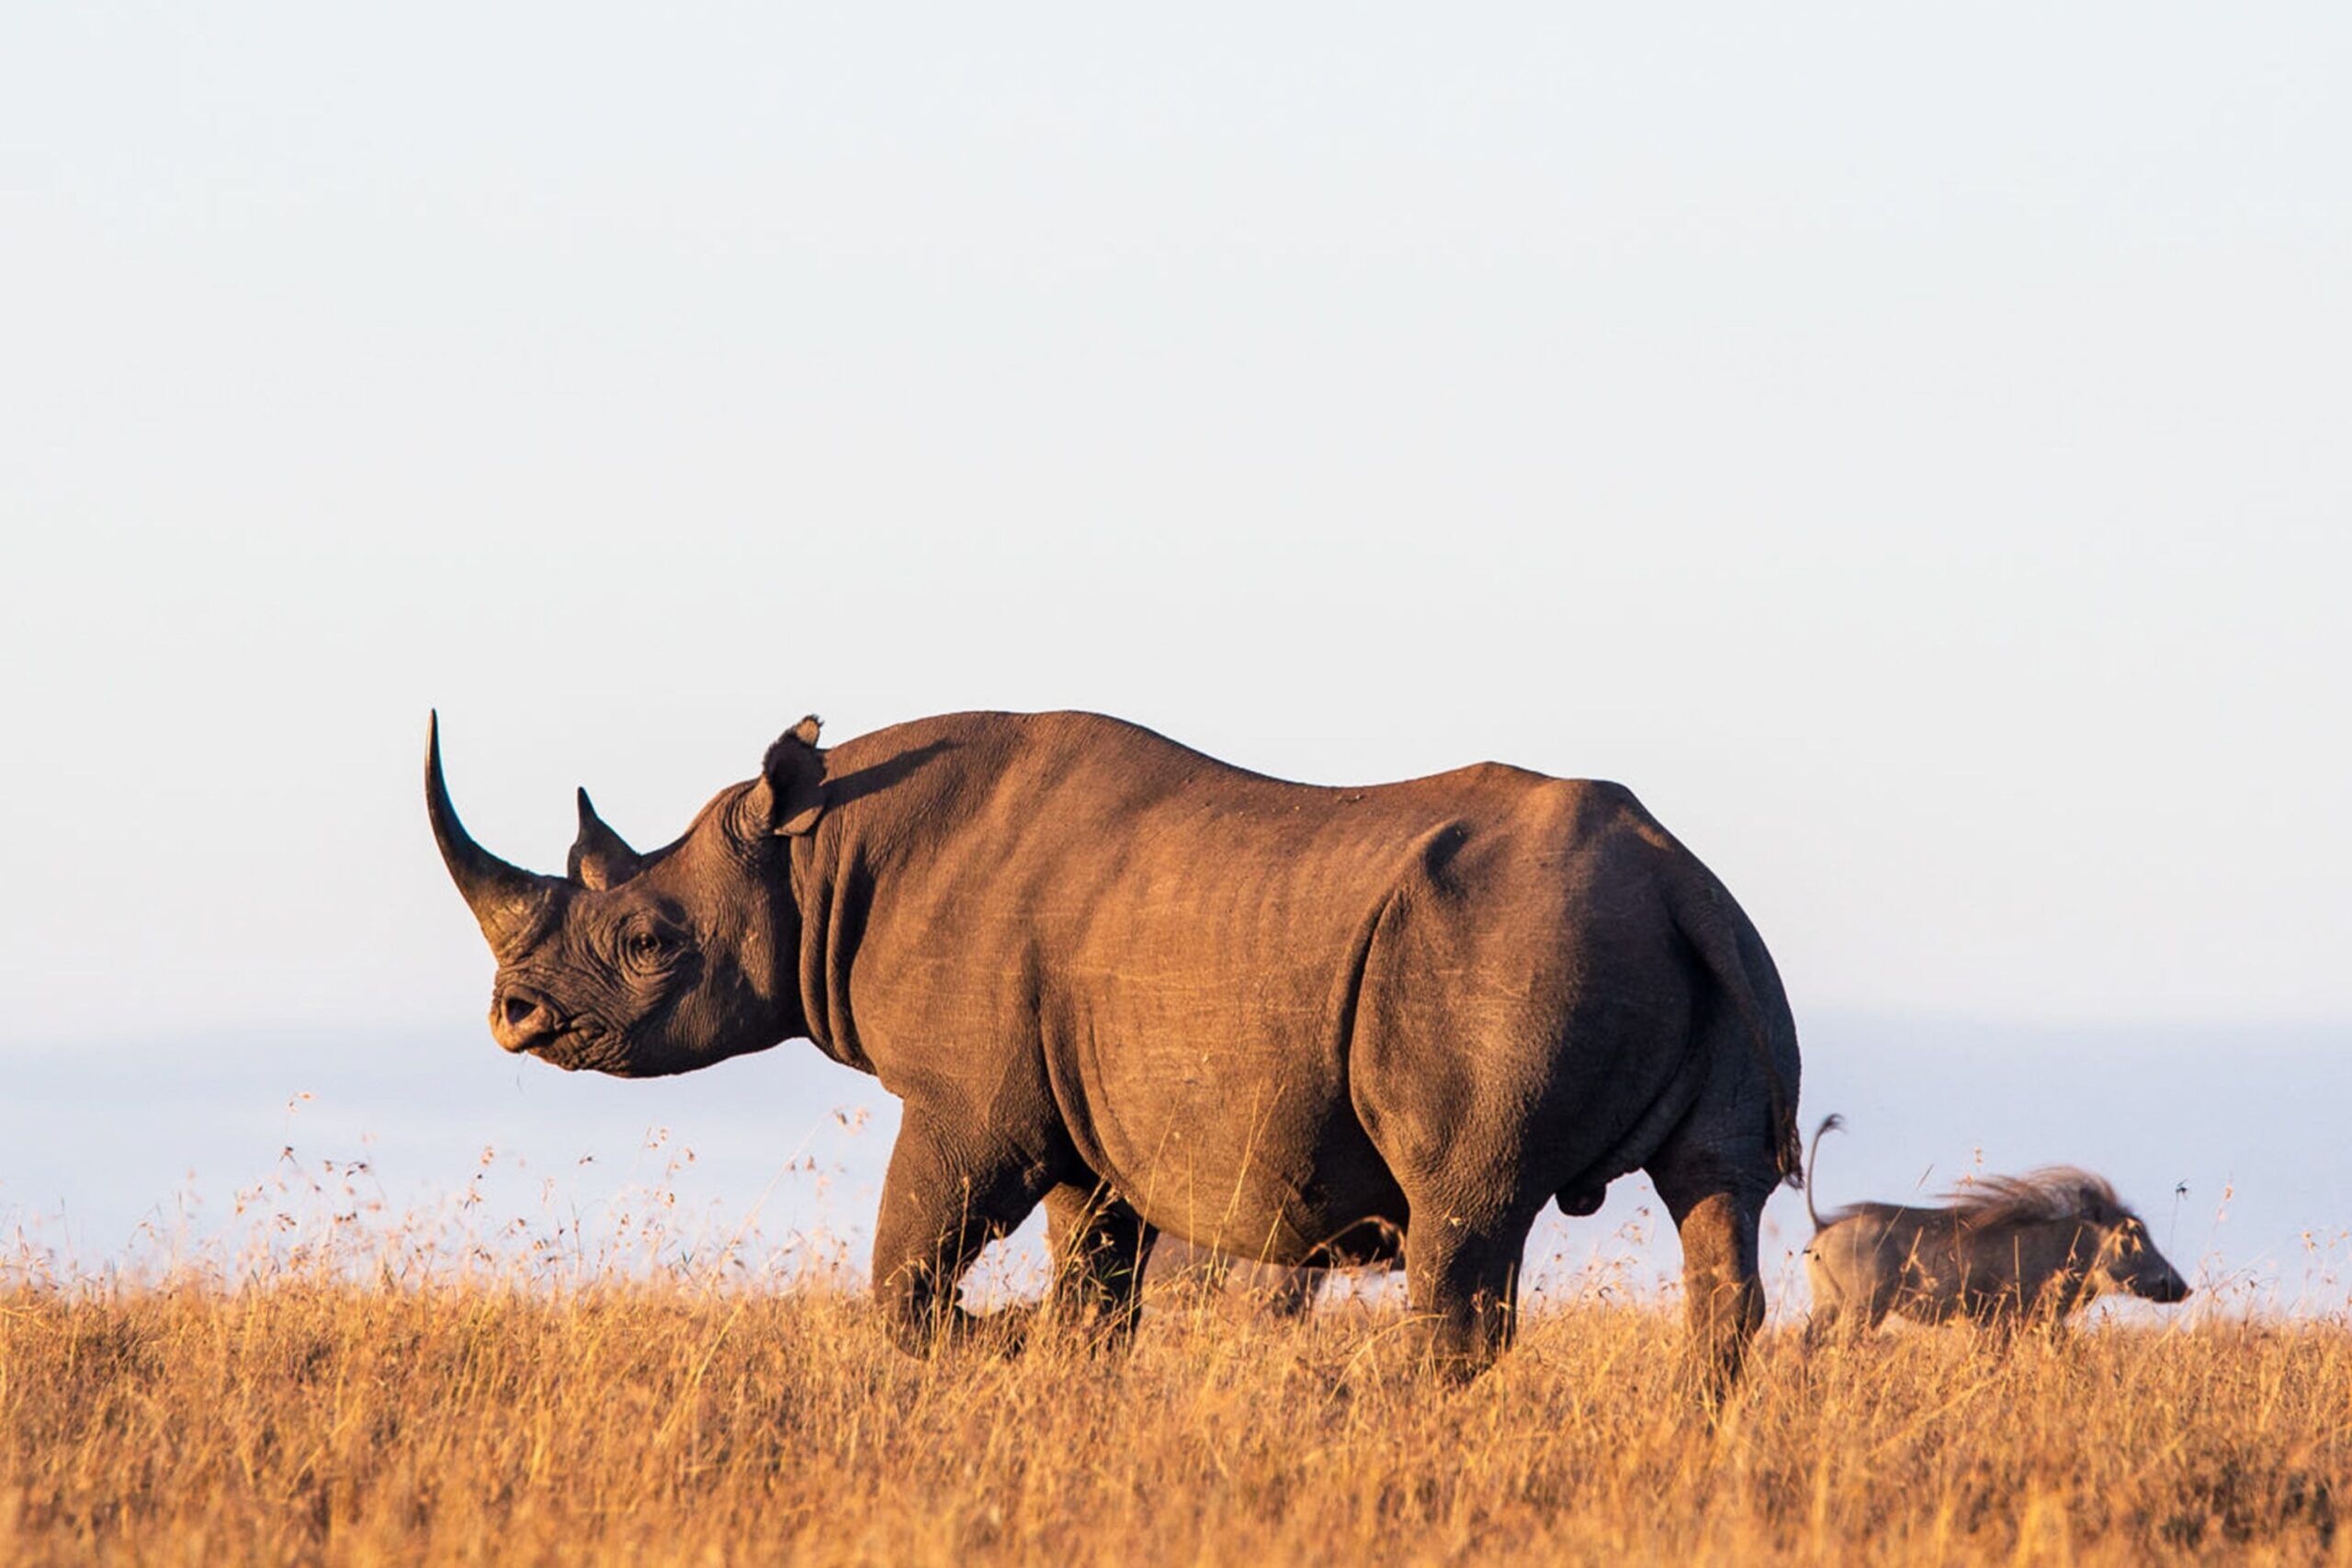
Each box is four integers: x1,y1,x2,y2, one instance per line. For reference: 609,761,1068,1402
1801,1115,2191,1344
426,707,1803,1384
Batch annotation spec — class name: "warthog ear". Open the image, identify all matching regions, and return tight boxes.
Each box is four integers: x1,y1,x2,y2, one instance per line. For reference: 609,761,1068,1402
743,715,827,837
568,787,645,891
2084,1188,2125,1226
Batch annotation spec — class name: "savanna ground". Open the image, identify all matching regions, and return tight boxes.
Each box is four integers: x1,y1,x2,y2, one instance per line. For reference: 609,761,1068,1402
6,1248,2349,1567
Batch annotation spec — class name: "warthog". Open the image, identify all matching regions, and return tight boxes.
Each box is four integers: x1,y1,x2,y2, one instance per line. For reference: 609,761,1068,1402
427,706,1803,1384
1801,1116,2191,1343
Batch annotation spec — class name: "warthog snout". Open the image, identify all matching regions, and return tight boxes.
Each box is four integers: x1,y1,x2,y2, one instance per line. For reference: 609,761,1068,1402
2123,1255,2192,1305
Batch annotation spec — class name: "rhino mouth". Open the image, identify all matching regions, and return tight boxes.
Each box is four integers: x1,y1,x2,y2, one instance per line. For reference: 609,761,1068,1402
528,1024,699,1080
527,1025,628,1075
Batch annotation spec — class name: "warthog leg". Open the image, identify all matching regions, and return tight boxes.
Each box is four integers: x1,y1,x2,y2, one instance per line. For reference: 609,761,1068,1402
1799,1293,1881,1350
1801,1256,1887,1350
870,1109,1056,1357
1043,1182,1157,1345
1799,1303,1839,1351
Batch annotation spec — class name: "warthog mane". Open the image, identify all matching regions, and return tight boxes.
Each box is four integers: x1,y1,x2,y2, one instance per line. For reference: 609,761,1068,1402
1940,1167,2125,1231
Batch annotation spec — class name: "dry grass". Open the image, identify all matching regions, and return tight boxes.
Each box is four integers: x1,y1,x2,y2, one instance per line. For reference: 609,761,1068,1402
5,1259,2348,1568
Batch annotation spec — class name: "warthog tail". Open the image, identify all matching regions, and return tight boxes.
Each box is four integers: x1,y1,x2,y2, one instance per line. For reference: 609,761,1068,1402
1668,870,1804,1188
1804,1114,1846,1231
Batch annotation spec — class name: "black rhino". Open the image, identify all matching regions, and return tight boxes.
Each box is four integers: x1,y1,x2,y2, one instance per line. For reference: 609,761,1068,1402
427,707,1801,1385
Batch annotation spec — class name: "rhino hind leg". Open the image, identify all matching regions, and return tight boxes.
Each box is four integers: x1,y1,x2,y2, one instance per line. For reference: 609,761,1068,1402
870,1109,1058,1358
1401,1202,1540,1380
1649,1164,1767,1406
1043,1182,1157,1344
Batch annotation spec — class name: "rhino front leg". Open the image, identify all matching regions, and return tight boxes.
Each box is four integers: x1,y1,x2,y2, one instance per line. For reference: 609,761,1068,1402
870,1109,1055,1358
1043,1182,1157,1344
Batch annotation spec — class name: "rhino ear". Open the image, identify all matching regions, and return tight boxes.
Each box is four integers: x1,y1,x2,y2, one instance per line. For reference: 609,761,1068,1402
569,787,646,890
743,715,826,837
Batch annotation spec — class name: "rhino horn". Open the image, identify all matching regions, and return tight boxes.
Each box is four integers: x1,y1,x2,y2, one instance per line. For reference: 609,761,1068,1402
425,712,553,956
568,787,645,890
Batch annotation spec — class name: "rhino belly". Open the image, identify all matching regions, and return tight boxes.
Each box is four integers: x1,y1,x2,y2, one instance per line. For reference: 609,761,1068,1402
1068,1036,1404,1267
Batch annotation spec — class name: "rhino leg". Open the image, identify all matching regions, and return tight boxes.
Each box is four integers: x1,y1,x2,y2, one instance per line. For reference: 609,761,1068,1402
1650,1167,1767,1406
870,1109,1057,1357
1043,1182,1157,1344
1402,1205,1537,1379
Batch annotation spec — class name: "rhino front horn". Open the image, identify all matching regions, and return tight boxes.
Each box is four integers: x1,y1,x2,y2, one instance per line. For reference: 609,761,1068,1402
425,711,553,956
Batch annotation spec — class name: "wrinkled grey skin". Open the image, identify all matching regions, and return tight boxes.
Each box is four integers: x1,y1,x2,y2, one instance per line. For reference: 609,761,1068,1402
428,708,1802,1387
1801,1117,2191,1345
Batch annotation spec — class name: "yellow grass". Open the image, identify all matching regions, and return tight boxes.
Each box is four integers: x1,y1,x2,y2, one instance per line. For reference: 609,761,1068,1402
5,1262,2347,1567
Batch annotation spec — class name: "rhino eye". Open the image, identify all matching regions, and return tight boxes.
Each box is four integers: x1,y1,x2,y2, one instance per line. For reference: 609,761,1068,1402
621,923,684,974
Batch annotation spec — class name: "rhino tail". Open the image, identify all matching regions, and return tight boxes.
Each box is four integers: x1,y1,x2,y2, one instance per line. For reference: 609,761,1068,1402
1804,1114,1845,1231
1668,869,1804,1189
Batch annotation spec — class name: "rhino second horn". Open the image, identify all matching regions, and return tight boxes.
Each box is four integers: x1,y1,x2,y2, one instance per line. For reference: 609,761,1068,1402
569,787,645,890
424,711,553,956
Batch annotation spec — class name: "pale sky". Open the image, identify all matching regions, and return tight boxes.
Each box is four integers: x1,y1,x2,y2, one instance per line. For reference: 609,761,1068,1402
6,6,2349,1055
